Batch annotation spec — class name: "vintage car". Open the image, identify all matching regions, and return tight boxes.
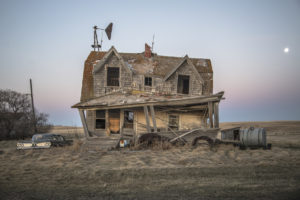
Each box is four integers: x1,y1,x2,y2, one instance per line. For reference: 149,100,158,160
17,133,73,150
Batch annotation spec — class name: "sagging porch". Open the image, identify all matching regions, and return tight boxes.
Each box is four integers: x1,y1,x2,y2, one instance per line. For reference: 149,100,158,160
74,92,224,141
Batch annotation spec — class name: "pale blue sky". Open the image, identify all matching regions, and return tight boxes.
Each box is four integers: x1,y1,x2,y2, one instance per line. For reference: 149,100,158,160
0,0,299,125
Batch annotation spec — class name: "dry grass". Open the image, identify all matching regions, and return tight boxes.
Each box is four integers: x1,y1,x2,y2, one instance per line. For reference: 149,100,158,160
0,121,300,199
48,126,84,139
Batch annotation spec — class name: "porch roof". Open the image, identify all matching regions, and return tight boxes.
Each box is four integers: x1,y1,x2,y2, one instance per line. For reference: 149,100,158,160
72,91,224,110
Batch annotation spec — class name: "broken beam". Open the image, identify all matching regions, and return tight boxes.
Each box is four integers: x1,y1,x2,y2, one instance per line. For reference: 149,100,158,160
149,105,157,132
143,106,151,133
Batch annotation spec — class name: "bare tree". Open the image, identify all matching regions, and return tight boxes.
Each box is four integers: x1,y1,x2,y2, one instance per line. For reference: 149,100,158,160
0,89,52,140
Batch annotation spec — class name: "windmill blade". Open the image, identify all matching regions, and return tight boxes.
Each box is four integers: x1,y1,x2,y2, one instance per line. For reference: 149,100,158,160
105,23,113,40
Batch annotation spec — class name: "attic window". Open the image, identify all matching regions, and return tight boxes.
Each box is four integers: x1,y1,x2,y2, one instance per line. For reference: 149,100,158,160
144,77,152,86
95,110,105,129
177,75,190,94
107,67,119,86
168,115,179,131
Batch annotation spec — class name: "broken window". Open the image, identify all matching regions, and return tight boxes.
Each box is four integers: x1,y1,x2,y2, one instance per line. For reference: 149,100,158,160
168,115,179,131
144,76,152,87
95,110,105,129
107,67,119,86
124,111,134,129
177,75,190,94
151,128,161,132
233,130,240,140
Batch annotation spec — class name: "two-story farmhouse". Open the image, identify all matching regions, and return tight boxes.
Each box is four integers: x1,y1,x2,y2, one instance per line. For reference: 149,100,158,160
72,44,224,140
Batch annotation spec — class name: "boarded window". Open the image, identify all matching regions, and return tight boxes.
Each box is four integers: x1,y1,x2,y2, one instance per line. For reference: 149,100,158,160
124,111,134,129
109,109,120,134
95,110,105,129
144,77,152,86
107,67,119,86
177,75,190,94
168,115,179,130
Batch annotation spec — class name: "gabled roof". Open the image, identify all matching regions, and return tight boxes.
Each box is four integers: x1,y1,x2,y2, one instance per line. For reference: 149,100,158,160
93,46,132,74
80,47,213,102
163,55,204,83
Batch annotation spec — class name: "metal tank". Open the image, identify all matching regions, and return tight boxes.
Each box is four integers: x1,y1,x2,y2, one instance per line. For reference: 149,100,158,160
240,127,267,147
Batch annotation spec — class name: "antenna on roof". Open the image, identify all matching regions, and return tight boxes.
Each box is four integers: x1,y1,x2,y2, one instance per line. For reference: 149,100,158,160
91,22,113,51
151,34,155,52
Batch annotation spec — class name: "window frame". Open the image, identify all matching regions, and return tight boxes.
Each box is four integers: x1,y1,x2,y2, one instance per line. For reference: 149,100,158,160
144,76,152,87
168,114,179,131
177,74,190,95
95,110,106,129
124,110,134,129
107,67,120,87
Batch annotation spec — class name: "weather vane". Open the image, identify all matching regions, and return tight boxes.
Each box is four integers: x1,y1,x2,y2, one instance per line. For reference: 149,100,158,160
92,22,113,51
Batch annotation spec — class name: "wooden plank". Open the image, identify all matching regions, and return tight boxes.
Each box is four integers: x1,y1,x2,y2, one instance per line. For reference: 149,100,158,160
214,102,219,128
170,128,202,143
143,106,151,133
73,94,224,110
149,105,157,132
151,114,186,143
208,102,213,128
120,109,124,136
78,109,90,138
105,109,110,136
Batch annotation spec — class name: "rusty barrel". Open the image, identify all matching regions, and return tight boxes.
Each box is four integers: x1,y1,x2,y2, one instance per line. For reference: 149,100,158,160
240,127,267,147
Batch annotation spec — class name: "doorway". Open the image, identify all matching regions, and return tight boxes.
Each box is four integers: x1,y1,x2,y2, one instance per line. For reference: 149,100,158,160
109,109,120,134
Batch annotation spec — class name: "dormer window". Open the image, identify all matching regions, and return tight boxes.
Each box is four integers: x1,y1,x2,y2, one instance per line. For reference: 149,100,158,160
107,67,119,86
144,76,152,87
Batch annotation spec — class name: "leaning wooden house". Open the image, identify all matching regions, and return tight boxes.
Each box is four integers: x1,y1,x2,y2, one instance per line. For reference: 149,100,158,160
72,44,224,142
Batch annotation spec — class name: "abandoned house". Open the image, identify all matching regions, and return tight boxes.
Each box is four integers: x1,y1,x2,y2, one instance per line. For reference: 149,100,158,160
72,44,224,140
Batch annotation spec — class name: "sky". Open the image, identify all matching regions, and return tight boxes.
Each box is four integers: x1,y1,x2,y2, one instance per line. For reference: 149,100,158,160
0,0,299,126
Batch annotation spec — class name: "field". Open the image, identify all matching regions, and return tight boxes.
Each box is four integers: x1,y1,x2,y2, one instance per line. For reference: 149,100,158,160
0,121,300,199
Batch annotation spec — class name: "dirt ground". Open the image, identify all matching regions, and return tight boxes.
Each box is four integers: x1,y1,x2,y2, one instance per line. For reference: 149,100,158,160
0,121,300,200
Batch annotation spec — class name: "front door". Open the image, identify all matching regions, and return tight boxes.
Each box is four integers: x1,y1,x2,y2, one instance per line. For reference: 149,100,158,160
109,109,120,134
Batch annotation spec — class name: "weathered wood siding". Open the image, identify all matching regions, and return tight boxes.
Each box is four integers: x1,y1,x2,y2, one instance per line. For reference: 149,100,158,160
86,110,94,131
86,108,206,137
134,109,205,136
165,61,203,95
94,53,132,96
86,110,106,136
94,56,204,96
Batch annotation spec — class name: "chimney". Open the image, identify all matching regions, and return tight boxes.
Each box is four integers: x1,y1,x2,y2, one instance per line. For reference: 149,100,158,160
144,43,151,58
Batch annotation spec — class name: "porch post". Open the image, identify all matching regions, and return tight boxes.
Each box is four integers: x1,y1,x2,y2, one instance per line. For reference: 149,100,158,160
149,105,157,132
105,109,110,135
143,106,151,133
78,109,90,138
208,102,214,128
120,109,124,136
214,102,219,128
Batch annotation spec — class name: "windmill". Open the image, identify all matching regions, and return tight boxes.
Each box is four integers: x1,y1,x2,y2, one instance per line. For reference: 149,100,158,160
92,23,113,51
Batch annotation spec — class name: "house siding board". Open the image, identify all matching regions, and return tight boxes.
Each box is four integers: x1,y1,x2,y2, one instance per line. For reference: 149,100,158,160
80,50,214,102
121,63,132,88
134,109,205,135
93,66,106,96
86,110,94,132
80,51,106,102
166,61,202,95
94,53,133,96
201,73,213,94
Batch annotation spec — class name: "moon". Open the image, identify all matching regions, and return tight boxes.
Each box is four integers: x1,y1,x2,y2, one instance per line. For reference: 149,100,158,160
284,47,289,53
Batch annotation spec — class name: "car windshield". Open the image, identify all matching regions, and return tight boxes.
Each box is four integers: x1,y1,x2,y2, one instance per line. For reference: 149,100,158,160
32,134,54,142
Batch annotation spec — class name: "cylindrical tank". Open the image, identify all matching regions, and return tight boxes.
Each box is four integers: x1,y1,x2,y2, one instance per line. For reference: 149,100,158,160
240,127,267,147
